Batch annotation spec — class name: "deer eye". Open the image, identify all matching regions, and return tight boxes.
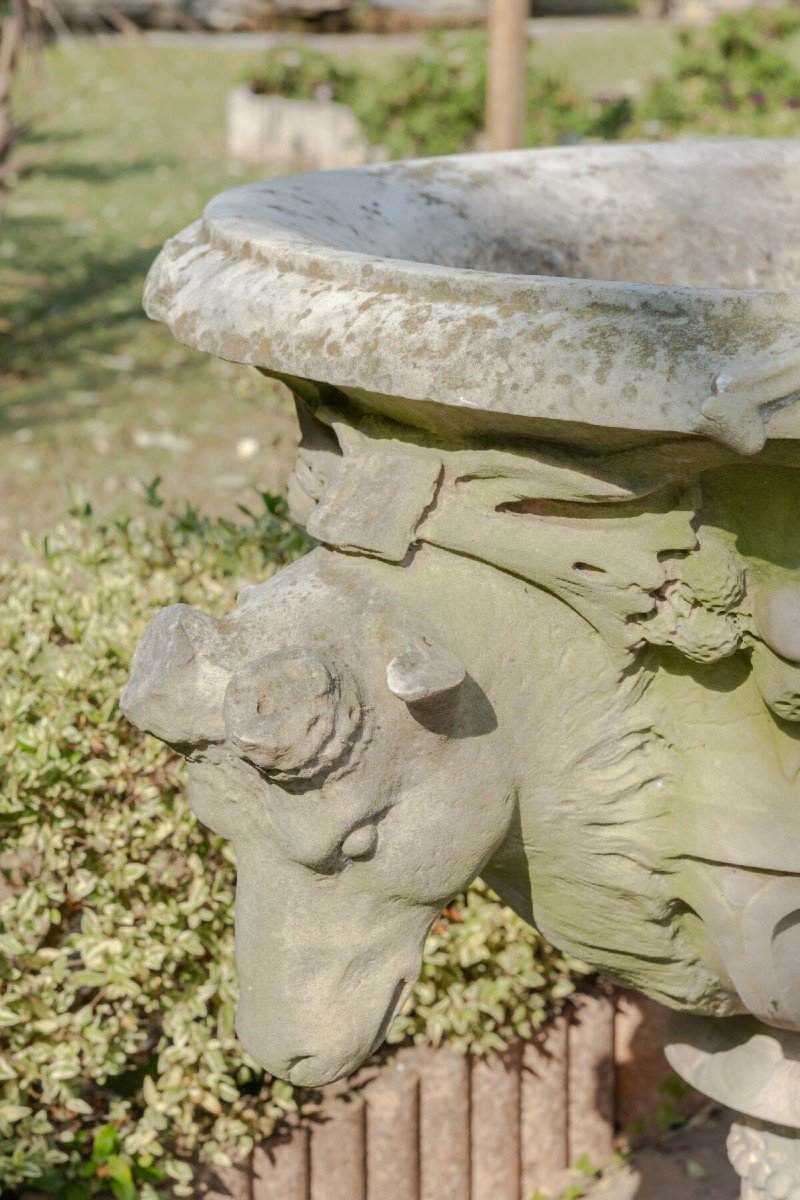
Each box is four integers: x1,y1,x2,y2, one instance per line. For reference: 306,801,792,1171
341,823,378,861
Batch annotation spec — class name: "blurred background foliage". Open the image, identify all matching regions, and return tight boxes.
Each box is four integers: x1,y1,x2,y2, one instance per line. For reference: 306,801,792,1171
248,8,800,156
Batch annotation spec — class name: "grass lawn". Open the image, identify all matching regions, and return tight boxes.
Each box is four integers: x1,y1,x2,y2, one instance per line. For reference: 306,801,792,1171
1,40,299,554
2,21,799,553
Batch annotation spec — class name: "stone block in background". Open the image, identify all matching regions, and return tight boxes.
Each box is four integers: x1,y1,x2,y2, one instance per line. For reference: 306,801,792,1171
226,85,376,169
48,0,486,32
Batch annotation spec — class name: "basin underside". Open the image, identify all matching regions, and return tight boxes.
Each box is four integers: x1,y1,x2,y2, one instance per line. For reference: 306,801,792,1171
145,139,800,447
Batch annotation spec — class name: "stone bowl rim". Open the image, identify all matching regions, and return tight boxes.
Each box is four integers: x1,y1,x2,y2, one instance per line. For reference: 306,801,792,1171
198,137,799,301
143,138,800,447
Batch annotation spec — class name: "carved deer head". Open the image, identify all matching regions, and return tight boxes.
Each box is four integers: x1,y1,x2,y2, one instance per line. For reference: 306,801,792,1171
122,550,511,1086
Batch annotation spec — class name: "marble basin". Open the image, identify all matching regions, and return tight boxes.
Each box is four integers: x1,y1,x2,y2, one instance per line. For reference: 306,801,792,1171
145,138,800,453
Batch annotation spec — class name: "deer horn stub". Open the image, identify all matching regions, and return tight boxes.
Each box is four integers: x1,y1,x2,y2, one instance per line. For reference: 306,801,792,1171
120,604,229,747
223,647,364,782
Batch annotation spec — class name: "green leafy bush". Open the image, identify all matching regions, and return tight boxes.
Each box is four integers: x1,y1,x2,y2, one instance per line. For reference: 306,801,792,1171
634,7,800,136
349,34,488,158
247,35,632,159
389,886,586,1052
247,11,800,160
680,7,800,110
247,37,488,157
0,495,589,1198
248,45,357,104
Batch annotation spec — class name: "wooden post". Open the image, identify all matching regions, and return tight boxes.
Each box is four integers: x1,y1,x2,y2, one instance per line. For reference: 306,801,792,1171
521,1018,569,1196
471,1045,522,1200
310,1094,367,1200
568,993,616,1169
486,0,528,151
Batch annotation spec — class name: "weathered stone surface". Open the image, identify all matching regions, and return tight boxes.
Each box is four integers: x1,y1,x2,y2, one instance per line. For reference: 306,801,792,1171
665,1024,800,1200
226,87,376,171
666,1015,800,1130
127,138,800,1196
145,140,800,452
728,1117,800,1200
306,441,440,560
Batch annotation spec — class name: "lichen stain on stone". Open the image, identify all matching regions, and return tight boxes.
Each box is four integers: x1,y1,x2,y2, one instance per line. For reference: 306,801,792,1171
146,141,800,447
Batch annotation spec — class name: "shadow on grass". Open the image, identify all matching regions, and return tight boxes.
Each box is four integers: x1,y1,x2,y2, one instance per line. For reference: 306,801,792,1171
2,220,156,340
0,205,161,433
42,154,176,184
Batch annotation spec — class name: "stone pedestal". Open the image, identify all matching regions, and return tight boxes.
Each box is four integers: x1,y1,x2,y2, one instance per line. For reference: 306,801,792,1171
729,1120,800,1200
124,139,800,1193
667,1015,800,1198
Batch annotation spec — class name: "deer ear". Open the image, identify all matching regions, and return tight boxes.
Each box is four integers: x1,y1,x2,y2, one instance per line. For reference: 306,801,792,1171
386,637,466,706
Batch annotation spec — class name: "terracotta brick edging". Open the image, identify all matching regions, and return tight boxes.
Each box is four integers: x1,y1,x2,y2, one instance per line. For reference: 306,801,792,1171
197,989,697,1200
